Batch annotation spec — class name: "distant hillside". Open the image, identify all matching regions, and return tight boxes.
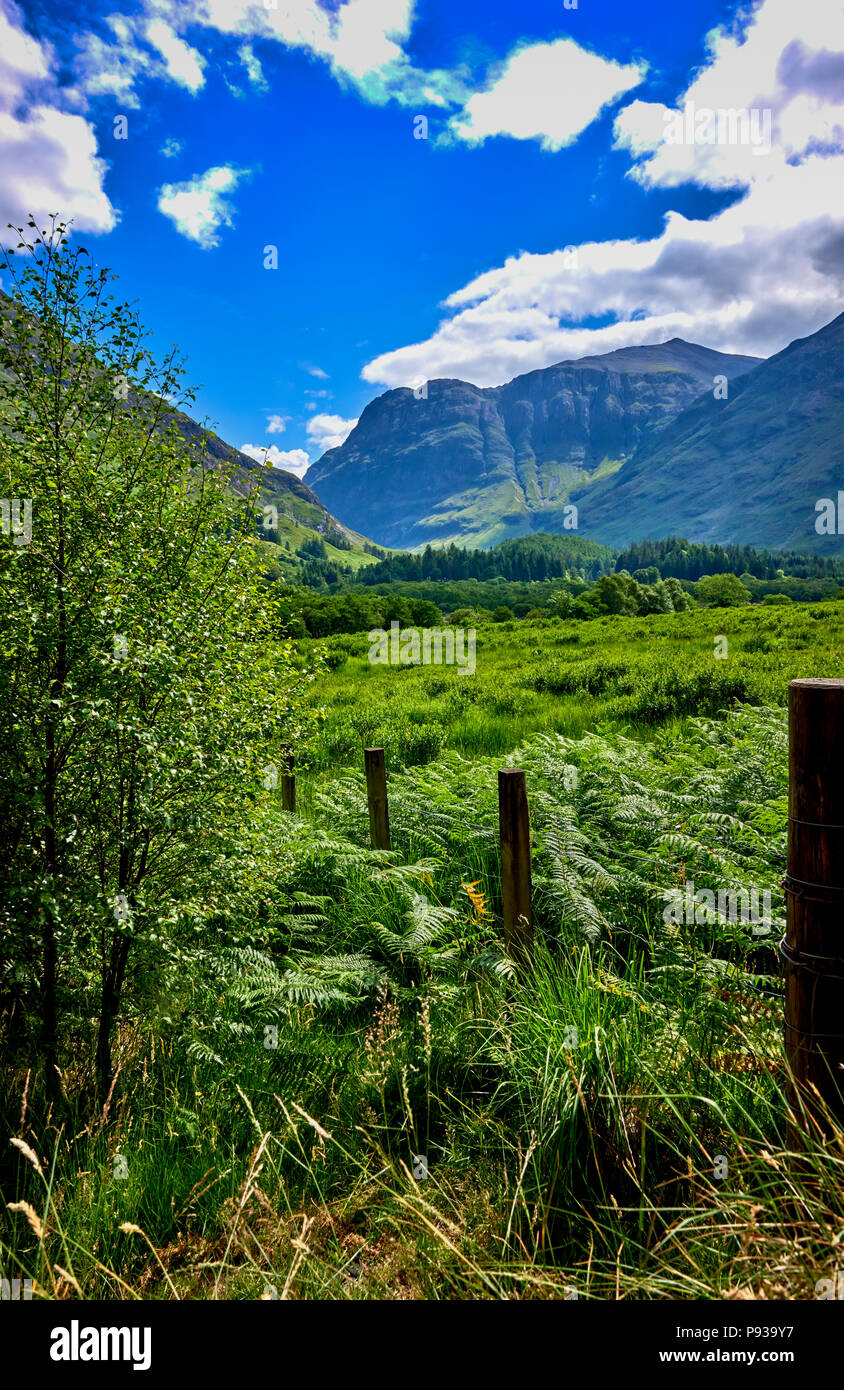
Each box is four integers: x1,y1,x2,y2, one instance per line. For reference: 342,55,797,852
166,407,383,578
0,286,383,582
306,339,761,549
576,312,844,553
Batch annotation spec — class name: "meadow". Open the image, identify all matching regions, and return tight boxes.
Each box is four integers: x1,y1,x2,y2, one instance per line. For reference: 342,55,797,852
6,597,844,1301
304,600,844,772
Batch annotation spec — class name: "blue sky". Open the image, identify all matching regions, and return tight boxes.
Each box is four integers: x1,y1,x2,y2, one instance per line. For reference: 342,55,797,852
2,0,843,476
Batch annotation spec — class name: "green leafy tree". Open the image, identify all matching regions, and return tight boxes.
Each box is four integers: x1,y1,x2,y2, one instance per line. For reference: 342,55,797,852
0,221,313,1103
547,587,574,618
637,581,673,615
662,577,693,612
694,573,753,608
591,573,642,616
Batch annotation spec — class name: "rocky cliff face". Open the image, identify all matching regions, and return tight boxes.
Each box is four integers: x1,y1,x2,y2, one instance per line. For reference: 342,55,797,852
307,340,761,549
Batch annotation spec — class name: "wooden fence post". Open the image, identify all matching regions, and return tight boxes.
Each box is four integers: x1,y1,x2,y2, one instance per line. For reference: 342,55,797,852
498,768,533,961
280,754,295,813
783,678,844,1126
364,747,391,851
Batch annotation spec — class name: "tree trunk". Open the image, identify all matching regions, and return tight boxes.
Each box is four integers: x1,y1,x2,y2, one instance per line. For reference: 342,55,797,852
96,934,131,1106
41,734,60,1108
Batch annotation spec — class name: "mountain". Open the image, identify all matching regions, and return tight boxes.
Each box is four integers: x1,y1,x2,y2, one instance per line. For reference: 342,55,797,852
0,287,381,579
306,340,761,549
162,411,384,579
576,312,844,553
168,407,351,531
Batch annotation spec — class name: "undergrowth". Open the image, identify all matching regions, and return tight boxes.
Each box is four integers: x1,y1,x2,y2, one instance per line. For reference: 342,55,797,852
5,704,840,1301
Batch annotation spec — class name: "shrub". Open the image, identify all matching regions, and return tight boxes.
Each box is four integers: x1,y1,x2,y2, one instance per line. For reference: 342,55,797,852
694,574,753,607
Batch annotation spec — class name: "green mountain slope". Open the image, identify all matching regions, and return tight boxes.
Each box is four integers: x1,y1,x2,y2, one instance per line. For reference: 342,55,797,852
577,311,844,552
167,408,382,575
0,286,382,580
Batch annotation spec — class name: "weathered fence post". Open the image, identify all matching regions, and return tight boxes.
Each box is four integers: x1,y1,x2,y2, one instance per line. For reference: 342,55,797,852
498,768,533,961
364,747,391,851
783,678,844,1127
280,754,295,813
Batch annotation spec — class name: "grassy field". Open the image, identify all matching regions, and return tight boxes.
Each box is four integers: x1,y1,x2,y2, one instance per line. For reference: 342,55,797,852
303,600,844,772
4,599,844,1301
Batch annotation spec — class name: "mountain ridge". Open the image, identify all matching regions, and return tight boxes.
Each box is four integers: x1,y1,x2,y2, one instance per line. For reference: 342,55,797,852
307,337,763,550
0,285,380,575
576,310,844,552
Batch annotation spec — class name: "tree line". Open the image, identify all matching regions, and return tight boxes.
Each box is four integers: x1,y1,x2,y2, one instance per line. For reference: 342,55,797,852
281,529,844,596
614,537,844,582
358,533,614,585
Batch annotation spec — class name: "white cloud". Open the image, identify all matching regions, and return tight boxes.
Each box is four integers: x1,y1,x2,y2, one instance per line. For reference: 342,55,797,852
75,0,641,142
240,443,311,478
73,18,144,107
145,19,205,93
0,0,116,235
304,388,332,411
75,12,206,108
160,0,467,109
301,363,329,379
363,0,844,387
450,38,646,151
306,413,358,453
266,413,286,434
160,137,183,158
613,0,844,190
238,41,268,92
611,98,671,157
0,0,47,86
158,165,251,249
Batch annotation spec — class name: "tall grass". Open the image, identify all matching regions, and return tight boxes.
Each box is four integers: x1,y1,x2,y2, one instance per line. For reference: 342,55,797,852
302,601,844,771
5,695,839,1300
